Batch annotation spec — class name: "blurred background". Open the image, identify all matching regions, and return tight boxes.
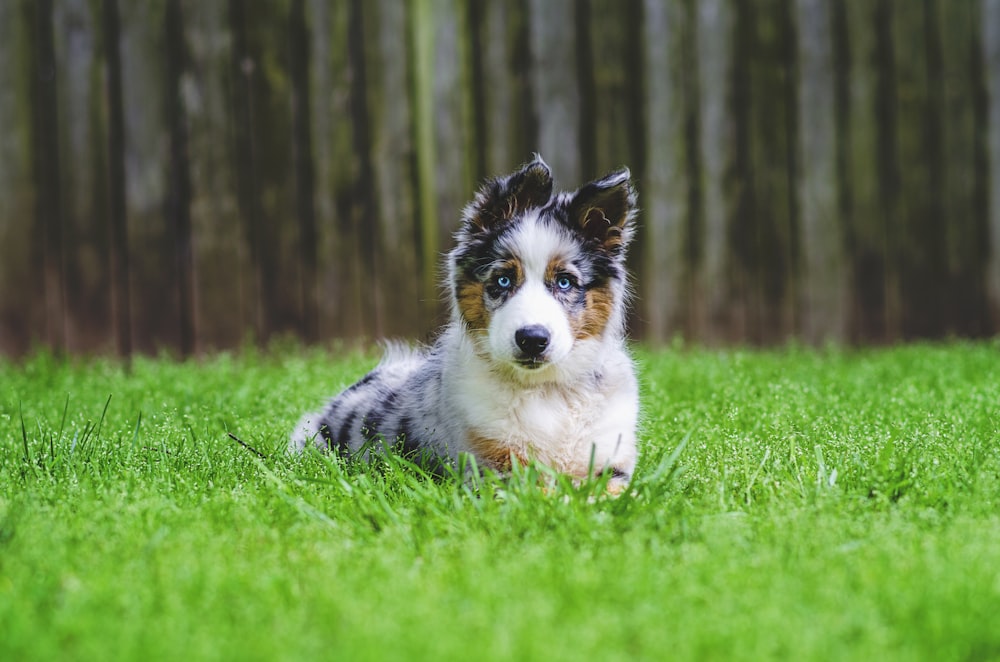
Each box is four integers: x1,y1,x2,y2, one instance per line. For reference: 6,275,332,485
1,0,999,357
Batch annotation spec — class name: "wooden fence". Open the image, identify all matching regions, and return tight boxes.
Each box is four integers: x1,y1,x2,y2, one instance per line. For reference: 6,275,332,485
1,0,999,356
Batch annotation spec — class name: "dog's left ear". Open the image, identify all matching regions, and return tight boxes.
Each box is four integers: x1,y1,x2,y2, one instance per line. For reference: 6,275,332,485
568,168,637,252
462,155,553,234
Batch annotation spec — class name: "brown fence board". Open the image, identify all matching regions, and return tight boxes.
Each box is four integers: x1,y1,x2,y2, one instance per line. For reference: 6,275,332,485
795,0,846,343
941,0,990,337
695,0,739,344
987,0,1000,328
640,0,692,343
0,2,41,355
529,0,582,190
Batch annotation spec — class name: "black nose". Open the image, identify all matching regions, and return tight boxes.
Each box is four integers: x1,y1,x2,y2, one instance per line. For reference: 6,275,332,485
515,325,550,358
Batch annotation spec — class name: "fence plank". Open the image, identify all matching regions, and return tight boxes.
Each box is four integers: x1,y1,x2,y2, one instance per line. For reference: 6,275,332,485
119,0,174,352
841,0,889,342
987,0,1000,329
641,0,692,342
365,0,420,338
290,0,319,343
345,0,383,338
181,1,241,350
55,0,111,353
528,0,582,189
410,0,474,330
795,0,846,343
696,0,739,343
229,0,266,343
940,0,990,336
892,0,948,338
741,0,799,344
27,0,67,352
410,0,441,327
165,0,195,355
431,0,475,247
102,0,131,358
307,0,362,339
590,0,647,333
0,2,40,354
471,1,534,178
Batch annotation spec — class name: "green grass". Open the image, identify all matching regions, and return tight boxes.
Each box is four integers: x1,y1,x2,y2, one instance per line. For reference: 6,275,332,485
2,342,999,661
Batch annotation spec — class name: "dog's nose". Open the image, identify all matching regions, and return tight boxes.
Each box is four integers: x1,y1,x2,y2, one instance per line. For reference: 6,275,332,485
515,325,550,358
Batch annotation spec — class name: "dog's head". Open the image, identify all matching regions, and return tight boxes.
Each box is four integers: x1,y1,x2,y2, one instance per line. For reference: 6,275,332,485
449,155,637,380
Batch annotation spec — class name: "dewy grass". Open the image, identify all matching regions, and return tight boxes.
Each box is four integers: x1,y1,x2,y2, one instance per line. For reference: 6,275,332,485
1,343,999,661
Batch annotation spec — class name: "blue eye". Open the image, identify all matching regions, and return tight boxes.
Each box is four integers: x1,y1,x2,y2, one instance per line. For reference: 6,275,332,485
556,275,573,291
496,275,512,289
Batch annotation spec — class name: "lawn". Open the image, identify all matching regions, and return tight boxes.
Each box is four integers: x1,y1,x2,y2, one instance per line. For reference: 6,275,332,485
2,342,999,661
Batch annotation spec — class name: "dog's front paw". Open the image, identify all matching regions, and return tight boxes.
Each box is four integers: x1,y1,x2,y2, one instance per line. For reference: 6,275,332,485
602,467,632,496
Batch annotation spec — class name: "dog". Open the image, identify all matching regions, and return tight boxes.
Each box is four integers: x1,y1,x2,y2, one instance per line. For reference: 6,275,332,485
290,156,640,492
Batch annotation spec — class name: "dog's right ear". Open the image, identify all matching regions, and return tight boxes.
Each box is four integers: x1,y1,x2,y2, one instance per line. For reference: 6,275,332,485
461,155,553,234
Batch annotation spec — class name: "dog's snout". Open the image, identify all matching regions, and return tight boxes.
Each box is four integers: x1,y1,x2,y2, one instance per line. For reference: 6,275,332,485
515,325,550,358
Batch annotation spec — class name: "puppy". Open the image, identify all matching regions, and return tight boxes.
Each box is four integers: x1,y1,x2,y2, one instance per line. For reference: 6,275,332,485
291,156,639,492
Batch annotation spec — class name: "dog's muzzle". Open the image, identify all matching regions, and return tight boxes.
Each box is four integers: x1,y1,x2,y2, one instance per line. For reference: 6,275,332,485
514,325,550,367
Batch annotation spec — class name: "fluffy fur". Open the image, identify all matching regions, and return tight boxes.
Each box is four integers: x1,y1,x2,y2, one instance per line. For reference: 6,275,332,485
290,156,640,492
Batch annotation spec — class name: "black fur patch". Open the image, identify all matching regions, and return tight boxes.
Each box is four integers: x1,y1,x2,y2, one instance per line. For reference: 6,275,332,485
336,410,359,450
361,388,400,442
319,423,335,450
395,415,422,456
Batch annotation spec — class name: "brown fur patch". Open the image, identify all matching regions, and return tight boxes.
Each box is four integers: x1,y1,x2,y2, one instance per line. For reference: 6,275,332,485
456,280,488,330
575,283,616,339
467,433,527,471
502,259,524,285
544,259,561,283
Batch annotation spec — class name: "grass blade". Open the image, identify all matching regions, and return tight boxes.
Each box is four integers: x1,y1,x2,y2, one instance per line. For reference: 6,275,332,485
130,411,143,449
19,401,37,478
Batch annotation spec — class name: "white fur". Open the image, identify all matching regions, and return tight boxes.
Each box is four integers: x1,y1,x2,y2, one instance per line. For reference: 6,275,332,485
443,327,638,482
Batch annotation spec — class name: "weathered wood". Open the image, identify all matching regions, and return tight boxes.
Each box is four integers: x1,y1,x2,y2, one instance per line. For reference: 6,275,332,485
841,0,890,342
0,1,37,355
872,0,903,340
641,0,692,342
472,1,533,177
181,1,243,350
229,0,267,343
986,0,1000,329
795,0,846,343
56,0,111,353
588,0,642,178
696,0,739,343
165,0,195,356
891,0,947,338
940,0,990,337
528,0,581,189
742,0,799,344
366,0,420,338
576,0,596,178
102,0,131,359
409,0,441,328
431,1,474,246
346,0,383,338
410,0,474,330
467,0,489,181
589,0,647,334
118,0,171,353
27,0,67,353
307,0,361,340
290,0,319,343
1,1,999,354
